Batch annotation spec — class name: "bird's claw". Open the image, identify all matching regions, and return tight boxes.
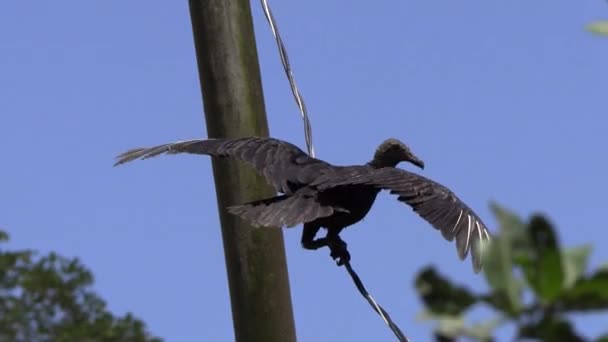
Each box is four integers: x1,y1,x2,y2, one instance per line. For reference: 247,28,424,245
329,241,350,266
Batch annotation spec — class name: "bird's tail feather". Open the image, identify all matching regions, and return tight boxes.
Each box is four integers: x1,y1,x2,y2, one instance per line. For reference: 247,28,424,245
227,193,337,228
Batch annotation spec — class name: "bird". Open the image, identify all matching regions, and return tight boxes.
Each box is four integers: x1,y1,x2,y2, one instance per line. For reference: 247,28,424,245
114,136,491,272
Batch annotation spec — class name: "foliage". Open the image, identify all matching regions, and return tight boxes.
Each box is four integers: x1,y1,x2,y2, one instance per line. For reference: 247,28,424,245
415,203,608,341
587,21,608,36
586,0,608,37
0,230,161,342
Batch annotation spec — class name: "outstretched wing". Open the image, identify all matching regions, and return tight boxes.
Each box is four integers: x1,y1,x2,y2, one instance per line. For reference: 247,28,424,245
314,166,491,273
114,136,331,194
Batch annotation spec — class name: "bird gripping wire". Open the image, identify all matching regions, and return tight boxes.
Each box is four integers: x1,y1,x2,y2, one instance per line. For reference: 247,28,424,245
259,1,410,341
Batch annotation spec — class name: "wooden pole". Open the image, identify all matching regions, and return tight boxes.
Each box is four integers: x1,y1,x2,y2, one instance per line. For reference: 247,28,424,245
187,1,297,341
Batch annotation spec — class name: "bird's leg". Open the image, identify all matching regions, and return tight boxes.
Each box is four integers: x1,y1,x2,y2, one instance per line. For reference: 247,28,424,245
301,223,327,250
301,224,350,266
326,229,350,266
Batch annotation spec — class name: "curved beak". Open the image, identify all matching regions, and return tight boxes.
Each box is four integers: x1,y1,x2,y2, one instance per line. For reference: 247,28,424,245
409,155,425,169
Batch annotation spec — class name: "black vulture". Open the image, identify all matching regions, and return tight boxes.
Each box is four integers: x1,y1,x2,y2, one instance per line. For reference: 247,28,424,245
115,136,491,272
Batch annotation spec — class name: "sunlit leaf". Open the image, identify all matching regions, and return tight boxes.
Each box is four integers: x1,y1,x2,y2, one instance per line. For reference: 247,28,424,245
489,202,526,233
417,311,465,338
464,317,503,340
489,202,531,261
587,21,608,36
415,267,477,315
481,234,522,315
562,245,592,289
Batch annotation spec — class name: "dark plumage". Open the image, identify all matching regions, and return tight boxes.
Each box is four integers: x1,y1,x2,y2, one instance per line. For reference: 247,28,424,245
115,136,491,272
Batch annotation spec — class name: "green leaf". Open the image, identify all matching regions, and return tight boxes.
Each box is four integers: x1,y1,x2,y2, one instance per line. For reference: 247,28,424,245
0,242,162,341
587,21,608,36
556,269,608,312
485,203,528,291
479,280,525,315
415,267,477,315
481,233,522,315
518,316,585,342
433,333,457,342
0,231,8,242
562,245,592,289
519,215,565,302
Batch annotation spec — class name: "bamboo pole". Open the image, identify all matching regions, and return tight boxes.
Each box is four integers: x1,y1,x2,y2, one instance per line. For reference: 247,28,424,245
187,1,297,341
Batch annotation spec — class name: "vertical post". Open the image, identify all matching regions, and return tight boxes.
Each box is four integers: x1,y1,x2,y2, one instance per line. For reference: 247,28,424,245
187,1,297,341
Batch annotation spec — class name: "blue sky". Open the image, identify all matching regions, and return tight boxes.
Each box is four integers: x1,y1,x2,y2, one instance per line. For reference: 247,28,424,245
1,1,607,341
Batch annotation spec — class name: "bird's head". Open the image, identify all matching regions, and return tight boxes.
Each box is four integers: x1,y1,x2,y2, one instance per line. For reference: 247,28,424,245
371,138,425,169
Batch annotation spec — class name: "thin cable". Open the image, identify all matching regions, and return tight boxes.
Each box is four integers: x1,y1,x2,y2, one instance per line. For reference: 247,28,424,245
259,0,315,157
344,261,411,342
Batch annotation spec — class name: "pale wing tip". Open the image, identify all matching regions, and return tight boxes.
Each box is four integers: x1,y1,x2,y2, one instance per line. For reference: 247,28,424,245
113,142,184,167
453,215,492,273
113,148,150,167
454,213,474,260
471,225,492,273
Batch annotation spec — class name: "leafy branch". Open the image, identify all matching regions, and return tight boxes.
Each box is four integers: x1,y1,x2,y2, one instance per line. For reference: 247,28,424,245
415,203,608,341
0,230,161,342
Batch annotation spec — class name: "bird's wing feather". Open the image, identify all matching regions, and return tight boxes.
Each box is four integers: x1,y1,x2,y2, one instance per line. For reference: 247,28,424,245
114,137,331,194
227,188,338,228
314,166,491,273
